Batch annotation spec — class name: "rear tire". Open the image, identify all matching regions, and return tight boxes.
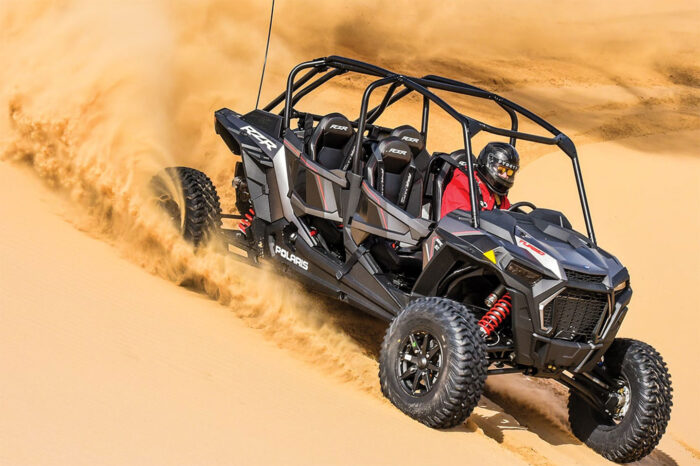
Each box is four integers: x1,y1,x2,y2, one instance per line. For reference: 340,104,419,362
568,338,672,463
150,167,222,246
379,297,487,429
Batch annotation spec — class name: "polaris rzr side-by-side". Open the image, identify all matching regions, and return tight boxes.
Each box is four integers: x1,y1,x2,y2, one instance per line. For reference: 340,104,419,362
151,56,672,463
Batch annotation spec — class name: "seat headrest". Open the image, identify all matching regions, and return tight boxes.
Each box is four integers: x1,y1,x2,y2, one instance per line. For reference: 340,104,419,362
313,113,353,148
377,137,412,172
390,125,425,157
447,149,472,166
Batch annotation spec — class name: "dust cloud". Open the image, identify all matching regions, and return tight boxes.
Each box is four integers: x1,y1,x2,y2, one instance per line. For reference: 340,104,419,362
1,0,382,394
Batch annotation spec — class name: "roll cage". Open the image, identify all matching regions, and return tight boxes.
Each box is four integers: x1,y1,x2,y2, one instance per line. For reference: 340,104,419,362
262,56,596,244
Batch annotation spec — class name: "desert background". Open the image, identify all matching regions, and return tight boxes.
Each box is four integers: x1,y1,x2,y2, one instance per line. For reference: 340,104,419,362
1,0,699,464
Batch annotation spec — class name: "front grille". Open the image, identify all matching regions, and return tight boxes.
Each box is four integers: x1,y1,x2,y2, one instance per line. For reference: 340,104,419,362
564,269,605,283
543,289,609,342
543,305,553,328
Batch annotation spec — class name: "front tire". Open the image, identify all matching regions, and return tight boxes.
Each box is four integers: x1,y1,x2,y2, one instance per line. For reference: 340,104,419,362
379,297,488,429
150,167,222,247
568,338,672,463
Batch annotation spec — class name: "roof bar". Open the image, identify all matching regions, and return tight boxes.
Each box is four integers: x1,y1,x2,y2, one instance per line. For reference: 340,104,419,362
263,66,320,112
271,56,595,241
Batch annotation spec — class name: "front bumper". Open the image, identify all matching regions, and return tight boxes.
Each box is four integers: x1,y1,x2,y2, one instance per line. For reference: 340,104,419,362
509,282,632,374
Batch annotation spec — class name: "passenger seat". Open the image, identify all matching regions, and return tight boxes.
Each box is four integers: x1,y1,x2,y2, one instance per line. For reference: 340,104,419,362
307,113,356,171
364,137,423,274
366,137,418,213
390,125,430,173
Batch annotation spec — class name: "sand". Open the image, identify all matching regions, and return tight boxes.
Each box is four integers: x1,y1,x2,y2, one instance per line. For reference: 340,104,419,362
1,0,699,464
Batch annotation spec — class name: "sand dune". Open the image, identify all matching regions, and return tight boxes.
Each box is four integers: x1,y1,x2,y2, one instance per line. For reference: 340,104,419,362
3,137,699,465
1,0,699,464
0,162,529,465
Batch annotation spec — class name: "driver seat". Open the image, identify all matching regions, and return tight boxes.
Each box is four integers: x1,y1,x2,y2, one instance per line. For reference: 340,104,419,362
431,149,474,221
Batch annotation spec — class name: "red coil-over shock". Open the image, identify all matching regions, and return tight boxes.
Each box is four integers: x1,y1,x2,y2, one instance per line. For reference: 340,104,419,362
237,208,255,234
478,292,512,337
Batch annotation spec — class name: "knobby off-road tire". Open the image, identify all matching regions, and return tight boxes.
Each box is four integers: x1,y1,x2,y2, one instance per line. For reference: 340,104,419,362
568,338,672,463
379,297,488,429
150,167,222,247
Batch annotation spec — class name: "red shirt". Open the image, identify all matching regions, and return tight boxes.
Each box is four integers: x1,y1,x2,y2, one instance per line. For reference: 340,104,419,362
440,170,510,218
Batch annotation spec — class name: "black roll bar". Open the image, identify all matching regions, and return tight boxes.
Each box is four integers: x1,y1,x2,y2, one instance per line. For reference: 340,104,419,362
353,74,594,240
352,76,398,175
280,56,394,129
460,119,480,228
263,66,320,112
282,58,327,128
270,56,596,243
421,95,430,141
360,77,561,146
422,74,563,137
572,156,596,244
366,82,402,125
353,75,482,224
288,68,345,112
326,55,394,78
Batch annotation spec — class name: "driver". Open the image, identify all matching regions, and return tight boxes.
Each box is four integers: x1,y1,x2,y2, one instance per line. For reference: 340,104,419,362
440,141,519,218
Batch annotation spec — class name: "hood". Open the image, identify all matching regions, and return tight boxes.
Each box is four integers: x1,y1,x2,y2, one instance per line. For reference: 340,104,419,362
445,209,626,285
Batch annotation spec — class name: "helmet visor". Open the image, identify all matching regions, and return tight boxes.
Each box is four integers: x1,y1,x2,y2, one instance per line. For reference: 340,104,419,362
496,165,516,177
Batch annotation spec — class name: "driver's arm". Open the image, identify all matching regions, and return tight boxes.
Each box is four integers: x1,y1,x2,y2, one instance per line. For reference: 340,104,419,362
500,196,511,210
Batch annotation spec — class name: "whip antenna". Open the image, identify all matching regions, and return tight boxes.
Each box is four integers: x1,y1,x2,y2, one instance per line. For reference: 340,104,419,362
255,0,276,109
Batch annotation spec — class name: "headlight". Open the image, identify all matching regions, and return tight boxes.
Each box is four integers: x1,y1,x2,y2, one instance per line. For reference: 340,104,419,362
614,280,628,292
506,261,543,286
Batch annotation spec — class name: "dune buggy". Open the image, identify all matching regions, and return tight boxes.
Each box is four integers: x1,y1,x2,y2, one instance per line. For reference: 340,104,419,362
152,56,672,463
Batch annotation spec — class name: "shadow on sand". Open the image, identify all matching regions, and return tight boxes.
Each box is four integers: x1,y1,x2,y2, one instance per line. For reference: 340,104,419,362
327,298,679,465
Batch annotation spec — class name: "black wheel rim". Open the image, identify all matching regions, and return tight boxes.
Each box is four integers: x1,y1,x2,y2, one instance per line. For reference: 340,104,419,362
396,331,443,397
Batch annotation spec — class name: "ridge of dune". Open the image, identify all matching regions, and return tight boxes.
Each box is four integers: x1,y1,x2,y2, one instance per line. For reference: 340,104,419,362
1,0,699,464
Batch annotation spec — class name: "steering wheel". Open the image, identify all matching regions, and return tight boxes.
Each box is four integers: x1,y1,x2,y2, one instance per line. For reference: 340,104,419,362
508,201,537,213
